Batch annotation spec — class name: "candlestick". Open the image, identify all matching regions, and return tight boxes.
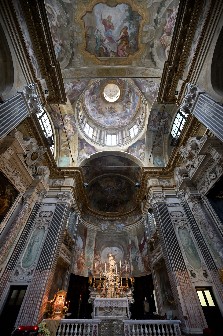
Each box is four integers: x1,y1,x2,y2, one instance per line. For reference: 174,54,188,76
105,262,106,272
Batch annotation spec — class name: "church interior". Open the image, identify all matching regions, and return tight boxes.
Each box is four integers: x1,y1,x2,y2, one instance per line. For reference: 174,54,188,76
0,0,223,335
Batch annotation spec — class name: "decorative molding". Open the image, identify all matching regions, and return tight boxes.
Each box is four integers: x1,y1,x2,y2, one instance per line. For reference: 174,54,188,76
149,192,165,206
56,192,74,206
174,135,223,193
22,83,45,115
180,84,203,115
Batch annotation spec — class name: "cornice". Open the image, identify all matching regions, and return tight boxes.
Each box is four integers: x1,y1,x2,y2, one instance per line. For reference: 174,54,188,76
157,0,203,103
18,0,66,104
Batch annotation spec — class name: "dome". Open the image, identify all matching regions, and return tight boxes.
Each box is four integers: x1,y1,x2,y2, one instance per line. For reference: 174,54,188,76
76,78,149,148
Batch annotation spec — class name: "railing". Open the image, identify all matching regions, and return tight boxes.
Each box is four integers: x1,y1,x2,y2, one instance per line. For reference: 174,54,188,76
56,319,100,336
56,319,181,336
123,320,181,336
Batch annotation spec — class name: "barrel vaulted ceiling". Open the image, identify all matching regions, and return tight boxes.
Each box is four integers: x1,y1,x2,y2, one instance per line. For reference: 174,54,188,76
39,0,179,218
6,0,208,219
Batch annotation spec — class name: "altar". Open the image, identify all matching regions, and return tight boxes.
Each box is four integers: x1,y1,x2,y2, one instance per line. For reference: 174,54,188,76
93,297,130,319
89,253,134,320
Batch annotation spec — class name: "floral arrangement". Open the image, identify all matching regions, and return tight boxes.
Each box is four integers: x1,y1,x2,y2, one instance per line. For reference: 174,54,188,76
38,322,50,336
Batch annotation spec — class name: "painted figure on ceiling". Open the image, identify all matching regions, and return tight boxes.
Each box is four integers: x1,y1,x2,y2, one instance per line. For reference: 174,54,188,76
101,14,115,44
117,26,130,57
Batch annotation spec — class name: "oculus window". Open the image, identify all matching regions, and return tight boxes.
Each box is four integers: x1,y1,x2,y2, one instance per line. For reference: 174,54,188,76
103,83,120,103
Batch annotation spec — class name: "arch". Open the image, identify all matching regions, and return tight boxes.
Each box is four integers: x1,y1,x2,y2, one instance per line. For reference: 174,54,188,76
211,26,223,96
79,150,143,168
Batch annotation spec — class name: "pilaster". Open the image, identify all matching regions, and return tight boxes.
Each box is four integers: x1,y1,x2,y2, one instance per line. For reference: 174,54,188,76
148,187,207,334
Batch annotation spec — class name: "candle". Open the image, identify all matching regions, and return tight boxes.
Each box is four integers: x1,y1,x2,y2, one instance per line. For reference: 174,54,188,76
115,265,117,274
105,262,106,272
120,260,121,269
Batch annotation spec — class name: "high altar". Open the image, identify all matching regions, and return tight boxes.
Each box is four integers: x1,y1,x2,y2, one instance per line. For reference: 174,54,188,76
89,254,134,319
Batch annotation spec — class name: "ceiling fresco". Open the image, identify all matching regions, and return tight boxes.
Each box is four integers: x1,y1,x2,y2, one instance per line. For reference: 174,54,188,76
87,174,136,213
82,3,142,58
78,138,96,164
43,0,180,171
42,0,180,217
45,0,179,70
81,153,141,184
127,139,146,163
133,79,159,104
65,79,90,105
81,154,141,216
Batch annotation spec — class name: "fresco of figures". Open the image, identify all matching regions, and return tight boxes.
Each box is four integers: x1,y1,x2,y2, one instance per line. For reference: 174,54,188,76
65,80,89,105
73,222,150,278
82,3,141,58
45,0,72,68
78,139,96,163
134,79,159,105
127,139,146,162
159,6,178,59
87,175,136,213
82,79,140,128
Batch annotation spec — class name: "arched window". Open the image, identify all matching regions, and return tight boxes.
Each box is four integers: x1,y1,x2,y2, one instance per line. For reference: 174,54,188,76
129,125,139,138
83,123,93,138
171,110,188,138
106,134,117,146
36,109,54,153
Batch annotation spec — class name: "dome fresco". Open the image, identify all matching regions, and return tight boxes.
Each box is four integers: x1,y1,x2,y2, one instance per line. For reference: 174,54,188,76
80,78,141,128
87,174,136,213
